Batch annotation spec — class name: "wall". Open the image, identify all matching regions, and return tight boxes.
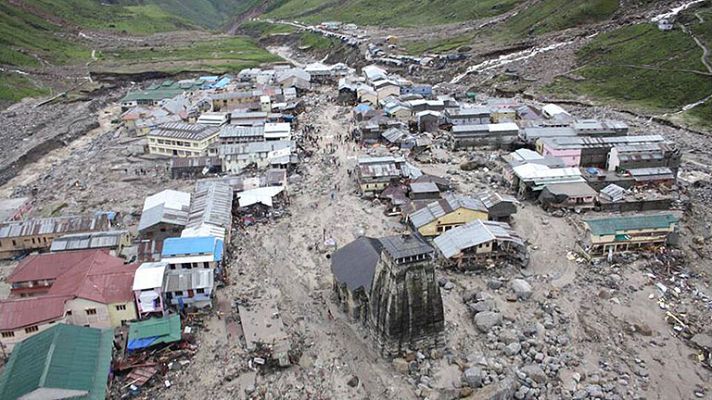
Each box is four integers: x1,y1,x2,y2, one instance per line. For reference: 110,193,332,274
418,208,488,237
148,133,219,158
540,145,581,167
0,318,65,353
65,298,113,329
108,301,138,326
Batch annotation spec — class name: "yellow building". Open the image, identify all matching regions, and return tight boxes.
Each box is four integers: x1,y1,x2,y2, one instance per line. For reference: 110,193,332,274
409,194,488,237
581,213,679,255
148,122,220,157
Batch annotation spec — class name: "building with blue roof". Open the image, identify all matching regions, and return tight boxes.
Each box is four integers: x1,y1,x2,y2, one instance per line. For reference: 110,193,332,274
161,236,224,268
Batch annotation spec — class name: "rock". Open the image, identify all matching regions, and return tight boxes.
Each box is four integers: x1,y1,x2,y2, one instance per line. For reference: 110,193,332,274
511,279,533,300
487,279,503,290
475,311,502,332
469,300,495,314
459,387,474,398
691,333,712,350
521,365,547,384
444,281,455,290
573,389,589,399
505,342,522,356
586,384,604,398
393,358,409,374
464,367,483,388
499,329,520,344
347,375,359,387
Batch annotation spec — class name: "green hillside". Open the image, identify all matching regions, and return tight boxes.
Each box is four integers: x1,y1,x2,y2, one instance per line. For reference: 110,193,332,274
265,0,522,26
496,0,619,37
544,19,712,117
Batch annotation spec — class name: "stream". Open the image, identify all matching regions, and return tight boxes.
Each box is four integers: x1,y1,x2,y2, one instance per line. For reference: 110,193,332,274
450,40,573,84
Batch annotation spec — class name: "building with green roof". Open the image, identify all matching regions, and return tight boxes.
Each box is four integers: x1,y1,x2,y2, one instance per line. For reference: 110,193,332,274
127,313,181,351
582,213,679,254
120,79,204,111
0,323,113,400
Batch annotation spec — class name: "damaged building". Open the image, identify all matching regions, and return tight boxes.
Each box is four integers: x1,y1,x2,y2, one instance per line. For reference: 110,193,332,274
434,220,528,270
331,235,444,357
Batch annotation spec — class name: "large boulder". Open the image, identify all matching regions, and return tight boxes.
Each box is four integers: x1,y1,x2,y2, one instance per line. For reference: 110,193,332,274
475,311,502,333
510,279,533,300
521,365,547,384
463,367,483,388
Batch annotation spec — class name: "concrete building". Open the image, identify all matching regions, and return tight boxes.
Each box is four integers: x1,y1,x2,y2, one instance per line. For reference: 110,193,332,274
132,262,168,319
444,107,491,126
220,140,295,174
450,123,519,149
0,214,112,260
219,125,265,144
356,156,405,196
137,189,191,243
408,193,488,237
0,324,113,398
580,213,679,255
0,250,137,351
538,182,598,210
49,230,131,255
147,122,220,157
537,135,667,168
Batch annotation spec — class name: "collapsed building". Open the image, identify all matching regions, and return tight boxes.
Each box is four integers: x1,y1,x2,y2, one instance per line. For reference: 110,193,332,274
331,234,444,357
433,220,528,270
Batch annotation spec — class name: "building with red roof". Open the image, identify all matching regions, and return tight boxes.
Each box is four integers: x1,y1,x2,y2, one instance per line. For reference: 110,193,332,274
0,249,138,352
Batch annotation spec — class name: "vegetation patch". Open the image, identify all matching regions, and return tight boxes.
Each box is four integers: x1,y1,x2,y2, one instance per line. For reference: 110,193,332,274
0,72,50,103
92,36,282,74
544,23,712,114
265,0,521,27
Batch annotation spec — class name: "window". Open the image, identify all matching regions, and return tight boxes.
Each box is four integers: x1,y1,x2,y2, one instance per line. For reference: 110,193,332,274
65,310,72,316
1,331,14,338
197,288,205,294
175,291,183,296
115,304,127,311
25,326,39,334
85,308,97,315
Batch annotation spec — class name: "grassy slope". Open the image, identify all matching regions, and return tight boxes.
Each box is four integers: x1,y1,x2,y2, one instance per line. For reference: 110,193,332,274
403,0,620,54
0,73,50,103
497,0,619,38
265,0,521,26
239,20,297,38
93,36,281,74
544,22,712,113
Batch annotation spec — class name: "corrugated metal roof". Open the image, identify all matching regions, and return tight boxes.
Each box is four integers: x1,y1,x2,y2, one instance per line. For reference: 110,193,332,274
132,262,168,290
0,296,68,330
50,230,128,252
127,314,181,351
148,123,220,141
161,236,223,261
584,213,679,236
220,140,294,157
409,182,439,194
187,181,233,231
434,220,524,259
0,324,113,400
138,203,189,232
0,214,110,239
478,191,519,209
409,193,487,229
219,125,264,139
163,269,214,291
143,190,191,212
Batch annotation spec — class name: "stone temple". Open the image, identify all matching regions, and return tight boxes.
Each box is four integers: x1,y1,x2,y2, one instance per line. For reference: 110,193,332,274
331,234,444,356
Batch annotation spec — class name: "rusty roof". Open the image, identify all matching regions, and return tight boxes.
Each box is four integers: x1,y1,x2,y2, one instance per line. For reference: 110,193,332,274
0,214,110,239
0,296,68,330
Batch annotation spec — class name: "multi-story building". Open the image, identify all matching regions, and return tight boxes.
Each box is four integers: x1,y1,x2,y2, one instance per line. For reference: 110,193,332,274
147,122,220,157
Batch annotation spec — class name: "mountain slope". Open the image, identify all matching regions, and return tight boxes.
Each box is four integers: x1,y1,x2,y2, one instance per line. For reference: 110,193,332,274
264,0,522,26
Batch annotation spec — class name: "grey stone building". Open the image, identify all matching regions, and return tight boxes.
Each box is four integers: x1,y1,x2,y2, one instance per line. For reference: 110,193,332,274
332,234,444,357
